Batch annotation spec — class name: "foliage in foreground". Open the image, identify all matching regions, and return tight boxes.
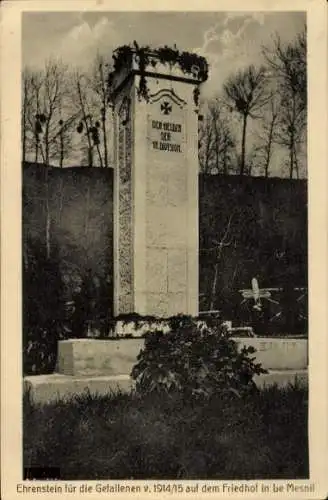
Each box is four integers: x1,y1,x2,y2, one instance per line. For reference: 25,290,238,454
131,315,267,398
23,384,308,480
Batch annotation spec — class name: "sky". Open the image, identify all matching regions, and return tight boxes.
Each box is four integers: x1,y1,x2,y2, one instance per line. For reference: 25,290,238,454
21,11,306,174
22,11,306,99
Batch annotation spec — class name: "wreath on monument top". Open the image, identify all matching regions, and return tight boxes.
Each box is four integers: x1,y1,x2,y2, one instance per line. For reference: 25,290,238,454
107,42,209,105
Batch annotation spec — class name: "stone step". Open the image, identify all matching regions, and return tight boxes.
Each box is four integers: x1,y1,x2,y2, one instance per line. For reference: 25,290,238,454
57,338,145,376
57,337,308,377
24,374,133,405
24,369,308,405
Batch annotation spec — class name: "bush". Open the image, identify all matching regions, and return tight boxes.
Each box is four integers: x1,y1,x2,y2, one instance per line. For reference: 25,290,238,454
23,243,65,375
131,315,267,398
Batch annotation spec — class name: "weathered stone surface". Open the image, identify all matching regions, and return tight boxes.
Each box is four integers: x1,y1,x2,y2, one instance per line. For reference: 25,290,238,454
113,60,199,316
58,337,308,378
167,165,188,206
24,374,134,405
146,248,168,293
24,369,308,404
146,207,168,248
168,292,187,316
146,292,169,317
57,339,145,377
146,162,168,206
29,336,308,403
165,206,188,248
168,249,187,292
234,337,308,370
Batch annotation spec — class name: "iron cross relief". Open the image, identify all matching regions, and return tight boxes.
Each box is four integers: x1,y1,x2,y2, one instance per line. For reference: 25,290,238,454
161,101,172,115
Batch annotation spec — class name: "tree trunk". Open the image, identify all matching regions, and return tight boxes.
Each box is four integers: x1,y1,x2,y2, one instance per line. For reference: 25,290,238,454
44,166,51,259
57,176,64,224
85,182,90,236
264,117,275,177
264,148,270,177
289,138,294,179
102,114,108,168
96,142,103,168
45,121,50,168
215,133,219,174
210,262,219,311
289,94,296,179
293,143,299,179
35,89,41,164
240,114,248,175
88,147,93,168
77,79,93,167
22,92,27,163
204,130,212,174
35,141,39,163
60,128,64,168
99,62,109,168
223,150,227,175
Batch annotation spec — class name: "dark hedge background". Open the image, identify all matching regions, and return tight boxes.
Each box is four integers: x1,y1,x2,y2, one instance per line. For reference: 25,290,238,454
22,163,307,373
199,174,307,327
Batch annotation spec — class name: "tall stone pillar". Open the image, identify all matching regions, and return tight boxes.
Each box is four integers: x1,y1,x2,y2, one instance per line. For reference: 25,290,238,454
110,47,208,317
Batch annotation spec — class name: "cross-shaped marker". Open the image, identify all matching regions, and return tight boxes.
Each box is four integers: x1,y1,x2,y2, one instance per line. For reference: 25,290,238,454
161,101,172,115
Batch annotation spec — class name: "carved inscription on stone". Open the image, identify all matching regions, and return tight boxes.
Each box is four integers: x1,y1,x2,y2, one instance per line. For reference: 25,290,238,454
148,114,185,155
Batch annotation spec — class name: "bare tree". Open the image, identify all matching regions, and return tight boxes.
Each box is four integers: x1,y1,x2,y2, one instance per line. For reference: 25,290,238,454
253,96,279,177
199,99,235,174
24,60,71,257
74,71,104,167
22,70,44,163
89,54,111,168
51,109,81,168
223,65,270,176
198,113,214,174
38,60,70,167
263,29,307,178
22,60,74,167
21,69,35,163
209,212,236,310
74,72,94,166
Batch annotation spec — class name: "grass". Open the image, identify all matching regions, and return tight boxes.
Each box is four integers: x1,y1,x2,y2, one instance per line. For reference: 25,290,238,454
23,384,309,480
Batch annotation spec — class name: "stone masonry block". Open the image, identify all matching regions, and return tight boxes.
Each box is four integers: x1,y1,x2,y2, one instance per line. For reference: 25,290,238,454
146,248,168,293
168,249,187,292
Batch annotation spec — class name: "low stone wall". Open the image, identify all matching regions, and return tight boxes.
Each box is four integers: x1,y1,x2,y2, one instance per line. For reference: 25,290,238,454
58,338,145,376
25,336,308,403
233,337,308,371
57,336,308,377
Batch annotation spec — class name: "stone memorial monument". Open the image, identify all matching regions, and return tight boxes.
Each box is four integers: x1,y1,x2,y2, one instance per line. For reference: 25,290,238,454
23,46,308,403
109,45,208,317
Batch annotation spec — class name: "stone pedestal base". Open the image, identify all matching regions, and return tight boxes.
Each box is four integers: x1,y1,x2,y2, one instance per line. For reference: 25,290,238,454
233,337,308,370
24,370,308,404
24,336,309,404
24,374,133,405
57,338,145,377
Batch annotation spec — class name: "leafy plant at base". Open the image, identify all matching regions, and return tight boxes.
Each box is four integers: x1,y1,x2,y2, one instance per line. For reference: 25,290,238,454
131,315,267,399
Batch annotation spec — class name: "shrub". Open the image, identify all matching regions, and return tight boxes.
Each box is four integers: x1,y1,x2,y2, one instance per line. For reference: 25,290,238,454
131,315,267,398
23,243,65,375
